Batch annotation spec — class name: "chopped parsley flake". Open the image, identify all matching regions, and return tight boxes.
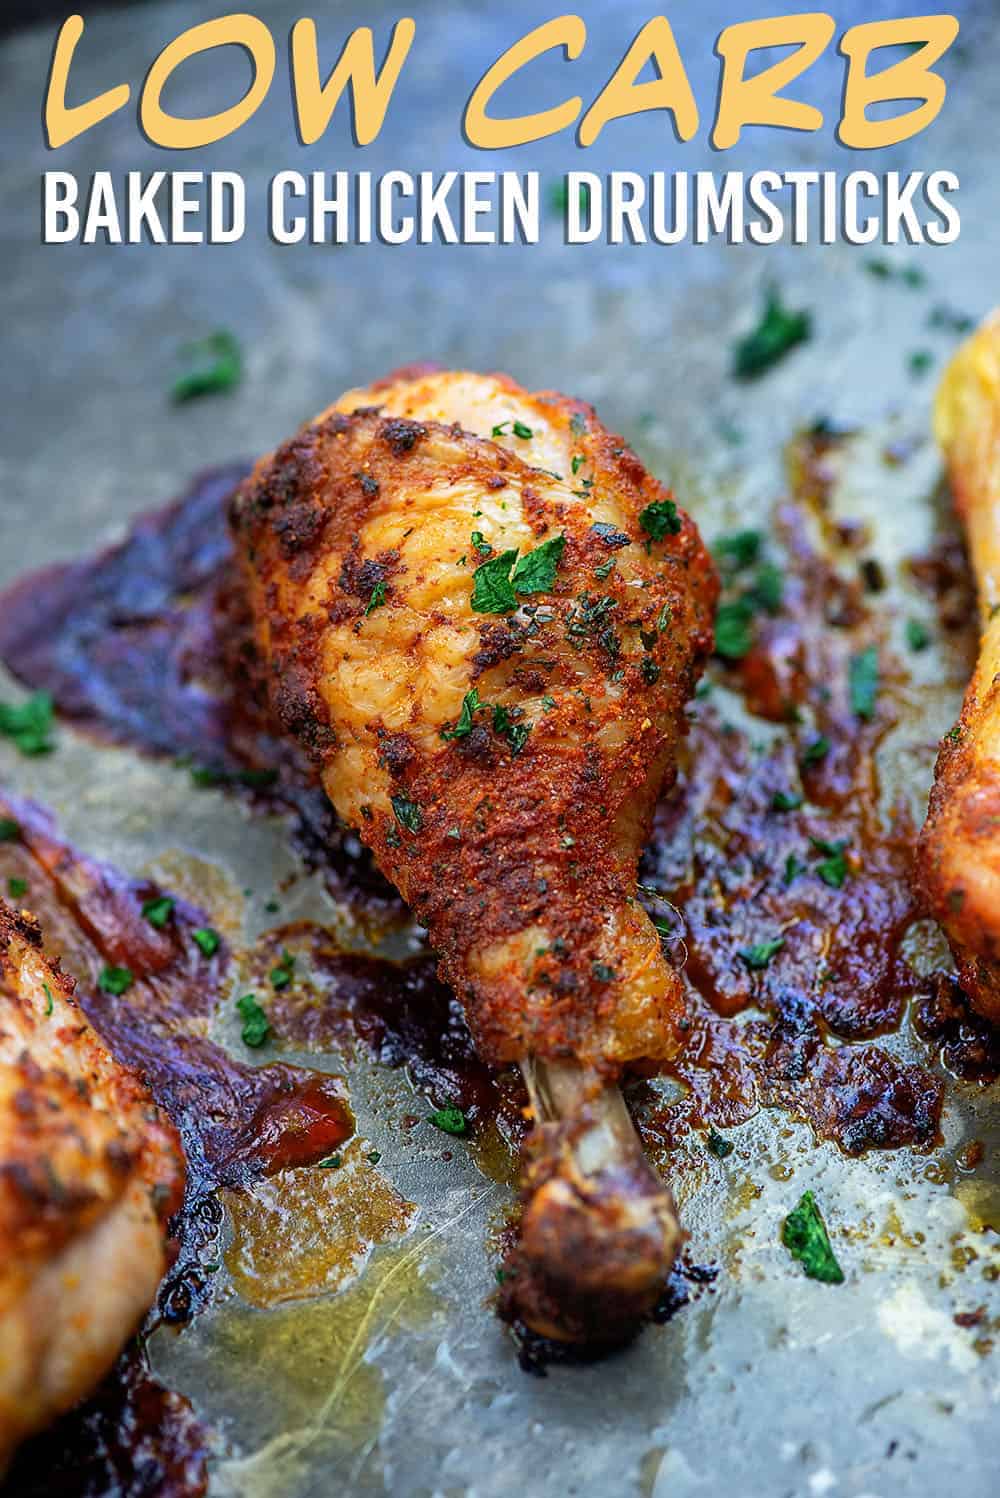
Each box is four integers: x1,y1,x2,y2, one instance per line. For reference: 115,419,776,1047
801,735,831,769
733,287,811,379
771,790,803,812
391,795,423,833
429,1105,468,1135
638,498,681,541
471,536,566,614
739,937,785,970
908,349,934,379
270,950,295,988
364,580,387,615
193,927,221,958
43,982,54,1016
0,819,20,842
7,877,27,899
171,330,242,403
237,992,270,1047
640,657,661,685
510,535,566,594
811,837,850,888
706,1128,734,1159
0,692,56,757
142,896,175,929
492,704,531,756
848,646,879,720
471,530,492,555
714,530,762,570
98,965,133,996
906,618,930,652
782,1190,845,1284
318,1154,342,1168
784,853,805,884
715,599,755,660
441,688,482,741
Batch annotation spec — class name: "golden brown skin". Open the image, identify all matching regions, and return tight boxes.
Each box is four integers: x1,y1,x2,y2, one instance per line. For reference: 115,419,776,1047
919,313,1000,1022
0,900,183,1468
231,367,717,1339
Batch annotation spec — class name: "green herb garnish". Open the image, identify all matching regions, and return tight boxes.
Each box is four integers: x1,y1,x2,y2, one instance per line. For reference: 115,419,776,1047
811,837,850,889
908,349,934,378
192,927,221,958
0,819,20,842
0,692,55,757
270,949,295,989
782,1190,845,1284
471,530,492,555
318,1154,342,1168
771,790,803,812
733,287,811,379
98,965,133,996
848,646,879,720
510,535,566,594
638,499,681,541
364,581,387,616
753,561,784,614
706,1128,734,1159
441,688,482,741
739,937,785,970
801,735,830,769
237,992,270,1047
429,1106,468,1136
7,877,27,899
171,330,242,403
714,599,755,660
368,1150,382,1164
906,618,930,652
142,896,175,929
42,982,54,1016
784,853,805,884
714,530,762,570
471,536,566,614
390,795,423,833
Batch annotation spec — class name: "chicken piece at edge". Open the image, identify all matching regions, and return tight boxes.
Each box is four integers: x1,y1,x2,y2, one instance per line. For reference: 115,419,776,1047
0,899,184,1468
918,311,1000,1023
230,367,717,1341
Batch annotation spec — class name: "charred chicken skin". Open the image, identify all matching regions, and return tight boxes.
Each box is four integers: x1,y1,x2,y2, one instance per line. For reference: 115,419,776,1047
0,900,183,1468
231,367,717,1342
920,312,1000,1022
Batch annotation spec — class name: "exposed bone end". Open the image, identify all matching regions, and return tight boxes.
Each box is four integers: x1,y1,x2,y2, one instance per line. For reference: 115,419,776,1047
499,1060,683,1346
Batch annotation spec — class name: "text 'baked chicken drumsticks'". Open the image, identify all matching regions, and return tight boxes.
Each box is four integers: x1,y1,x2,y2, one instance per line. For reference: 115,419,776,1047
231,368,718,1342
0,900,183,1468
920,311,1000,1022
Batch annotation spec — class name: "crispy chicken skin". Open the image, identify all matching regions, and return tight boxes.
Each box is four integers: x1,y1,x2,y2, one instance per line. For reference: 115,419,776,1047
919,313,1000,1022
0,900,183,1467
231,367,717,1340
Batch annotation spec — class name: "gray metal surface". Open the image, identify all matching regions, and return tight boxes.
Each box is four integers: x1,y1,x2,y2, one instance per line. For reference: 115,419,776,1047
1,2,999,1494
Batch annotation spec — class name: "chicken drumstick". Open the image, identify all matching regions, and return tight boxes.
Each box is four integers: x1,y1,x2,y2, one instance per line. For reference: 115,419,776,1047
920,312,1000,1023
231,368,717,1342
0,899,183,1468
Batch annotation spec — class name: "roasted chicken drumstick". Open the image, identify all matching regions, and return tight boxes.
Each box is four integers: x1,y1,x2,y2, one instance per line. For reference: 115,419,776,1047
0,899,183,1468
919,312,1000,1023
231,368,717,1341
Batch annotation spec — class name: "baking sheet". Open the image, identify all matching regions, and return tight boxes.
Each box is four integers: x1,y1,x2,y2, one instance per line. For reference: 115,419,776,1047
2,1,999,1493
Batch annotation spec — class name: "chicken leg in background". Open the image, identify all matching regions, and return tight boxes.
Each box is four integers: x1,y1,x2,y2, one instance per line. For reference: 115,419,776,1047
230,368,718,1343
919,313,1000,1024
0,899,183,1468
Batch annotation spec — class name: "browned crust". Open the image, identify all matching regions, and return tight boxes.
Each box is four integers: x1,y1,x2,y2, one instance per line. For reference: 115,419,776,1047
0,899,183,1275
230,381,717,1071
